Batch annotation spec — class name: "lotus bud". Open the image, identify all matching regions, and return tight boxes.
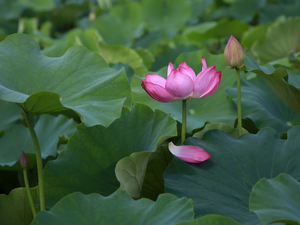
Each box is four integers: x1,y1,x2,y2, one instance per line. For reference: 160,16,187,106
19,151,29,169
224,35,245,69
89,12,96,21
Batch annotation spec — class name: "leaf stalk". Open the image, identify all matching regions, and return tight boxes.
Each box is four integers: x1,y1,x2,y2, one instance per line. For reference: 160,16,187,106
23,110,46,211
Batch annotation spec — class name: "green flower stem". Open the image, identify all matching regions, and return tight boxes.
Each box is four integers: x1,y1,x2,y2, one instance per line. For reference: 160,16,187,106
23,168,37,217
236,68,242,137
181,99,187,143
23,111,46,211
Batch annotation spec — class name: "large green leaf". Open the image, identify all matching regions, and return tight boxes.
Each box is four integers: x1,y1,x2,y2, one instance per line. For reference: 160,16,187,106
116,151,152,199
193,123,248,140
177,215,240,225
210,0,265,23
18,18,55,49
141,145,173,201
0,34,132,127
241,24,269,48
32,190,194,225
0,114,77,170
0,100,21,134
0,187,38,225
184,19,249,42
42,29,152,77
97,43,151,77
18,0,55,11
289,53,300,71
226,75,300,133
251,17,300,64
259,3,300,24
43,104,177,208
244,54,300,116
0,0,22,20
41,28,100,57
164,126,300,224
188,0,213,22
249,174,300,225
228,0,265,22
141,0,191,35
131,50,237,131
90,1,143,46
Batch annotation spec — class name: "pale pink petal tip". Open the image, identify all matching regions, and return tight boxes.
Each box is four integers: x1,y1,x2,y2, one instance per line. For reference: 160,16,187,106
178,61,196,81
168,62,174,76
201,56,207,70
168,142,211,163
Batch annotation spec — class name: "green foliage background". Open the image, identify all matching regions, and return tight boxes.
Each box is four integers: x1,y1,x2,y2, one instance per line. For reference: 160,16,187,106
1,0,300,224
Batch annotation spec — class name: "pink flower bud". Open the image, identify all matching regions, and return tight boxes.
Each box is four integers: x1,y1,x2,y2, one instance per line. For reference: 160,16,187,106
224,35,245,69
19,151,29,169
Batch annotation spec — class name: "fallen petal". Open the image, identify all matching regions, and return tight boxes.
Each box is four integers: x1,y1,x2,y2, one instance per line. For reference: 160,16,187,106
168,142,211,163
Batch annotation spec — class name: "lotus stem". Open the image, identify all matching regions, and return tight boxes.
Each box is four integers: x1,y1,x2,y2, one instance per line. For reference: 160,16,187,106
23,168,37,217
23,110,46,211
236,68,242,137
181,100,187,143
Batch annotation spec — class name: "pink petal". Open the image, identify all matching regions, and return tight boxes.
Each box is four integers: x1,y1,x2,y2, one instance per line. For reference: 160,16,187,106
165,70,194,99
177,61,196,81
192,66,222,98
168,142,211,163
201,56,207,70
168,62,174,77
145,74,167,87
200,71,222,98
141,75,178,102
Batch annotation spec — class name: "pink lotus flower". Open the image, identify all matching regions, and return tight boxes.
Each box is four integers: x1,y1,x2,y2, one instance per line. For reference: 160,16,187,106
224,35,245,69
168,142,211,163
141,57,222,102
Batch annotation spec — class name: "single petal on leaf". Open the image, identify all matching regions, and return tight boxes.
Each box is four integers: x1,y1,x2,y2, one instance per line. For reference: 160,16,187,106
168,142,210,163
165,70,194,99
193,66,221,98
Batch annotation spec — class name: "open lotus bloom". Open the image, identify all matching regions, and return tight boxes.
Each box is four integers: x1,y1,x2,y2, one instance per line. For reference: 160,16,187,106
141,57,222,102
168,142,211,163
